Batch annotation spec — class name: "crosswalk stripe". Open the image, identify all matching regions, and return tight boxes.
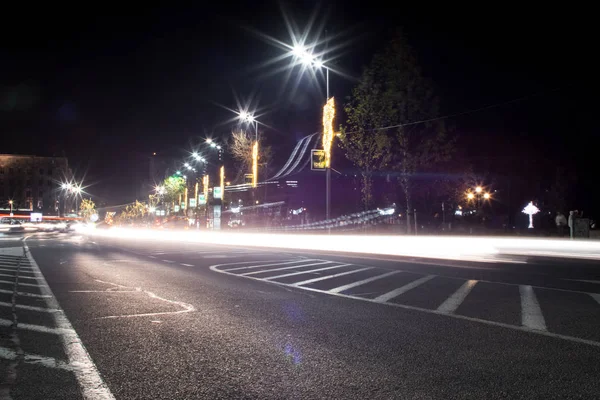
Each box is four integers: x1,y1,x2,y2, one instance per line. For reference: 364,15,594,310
0,279,45,287
240,261,333,276
0,288,50,298
292,267,373,287
589,293,600,305
328,270,400,294
0,318,74,335
437,280,478,314
263,264,352,281
0,267,36,274
0,273,38,280
0,301,60,313
373,275,435,303
224,259,311,272
520,285,547,331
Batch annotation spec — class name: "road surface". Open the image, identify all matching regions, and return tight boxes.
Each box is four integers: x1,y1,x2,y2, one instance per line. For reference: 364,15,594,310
1,231,600,399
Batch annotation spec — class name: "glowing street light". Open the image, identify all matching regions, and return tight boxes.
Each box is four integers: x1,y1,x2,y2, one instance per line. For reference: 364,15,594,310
483,193,491,200
475,186,483,194
467,193,475,200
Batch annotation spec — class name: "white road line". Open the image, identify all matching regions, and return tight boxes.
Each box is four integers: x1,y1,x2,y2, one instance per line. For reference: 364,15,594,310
0,273,39,280
264,264,351,281
328,270,400,294
373,275,435,303
224,259,310,272
437,280,478,314
211,262,600,349
0,301,60,313
180,263,194,267
0,346,73,371
0,288,51,298
148,256,157,259
566,279,600,284
519,285,547,331
292,267,373,287
0,318,74,335
0,279,43,287
589,293,600,305
162,260,175,263
25,245,116,399
240,261,334,276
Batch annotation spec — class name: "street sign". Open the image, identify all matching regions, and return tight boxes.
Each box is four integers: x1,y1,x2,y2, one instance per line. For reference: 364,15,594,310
181,202,186,210
311,149,327,171
244,174,253,184
189,198,196,208
174,205,180,212
199,194,206,205
213,187,222,199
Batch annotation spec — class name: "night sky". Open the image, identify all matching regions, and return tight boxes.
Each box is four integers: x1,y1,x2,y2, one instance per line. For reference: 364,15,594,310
1,3,595,211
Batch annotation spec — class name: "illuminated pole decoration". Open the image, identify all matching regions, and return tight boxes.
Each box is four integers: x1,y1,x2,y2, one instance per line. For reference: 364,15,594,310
194,182,199,202
252,141,259,188
522,201,540,229
322,96,335,220
184,187,188,210
220,165,225,201
203,174,209,202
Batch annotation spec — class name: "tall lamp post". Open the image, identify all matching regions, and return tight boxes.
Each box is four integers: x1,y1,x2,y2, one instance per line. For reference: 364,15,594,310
8,200,13,216
238,112,260,188
291,44,335,220
466,186,491,215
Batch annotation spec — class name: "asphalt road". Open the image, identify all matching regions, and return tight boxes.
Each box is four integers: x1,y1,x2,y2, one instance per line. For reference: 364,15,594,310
1,231,600,399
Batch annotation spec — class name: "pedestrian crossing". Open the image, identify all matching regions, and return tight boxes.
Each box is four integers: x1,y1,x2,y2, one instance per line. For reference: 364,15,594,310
211,257,600,347
0,246,112,398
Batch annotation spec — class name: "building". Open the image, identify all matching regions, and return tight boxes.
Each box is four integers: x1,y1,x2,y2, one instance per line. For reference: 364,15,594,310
0,154,72,215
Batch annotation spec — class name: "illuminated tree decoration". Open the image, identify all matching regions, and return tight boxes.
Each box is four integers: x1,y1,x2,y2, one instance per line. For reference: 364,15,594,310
522,201,540,229
322,97,335,168
252,141,258,188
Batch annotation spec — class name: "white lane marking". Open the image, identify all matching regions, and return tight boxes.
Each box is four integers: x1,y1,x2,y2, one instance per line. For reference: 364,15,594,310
25,245,116,399
0,318,74,335
520,285,547,331
437,280,478,314
148,256,157,259
589,293,600,305
0,346,73,371
292,267,373,287
92,279,195,319
373,275,435,303
240,261,334,276
162,260,175,263
263,264,351,281
211,262,600,348
0,279,44,287
0,301,60,313
0,288,51,298
328,270,400,294
180,263,194,267
224,259,309,272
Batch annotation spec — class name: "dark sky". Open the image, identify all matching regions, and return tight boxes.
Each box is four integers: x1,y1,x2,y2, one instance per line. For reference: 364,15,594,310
1,3,595,209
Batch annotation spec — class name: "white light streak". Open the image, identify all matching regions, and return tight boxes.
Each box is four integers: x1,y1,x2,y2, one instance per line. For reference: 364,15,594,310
71,228,600,263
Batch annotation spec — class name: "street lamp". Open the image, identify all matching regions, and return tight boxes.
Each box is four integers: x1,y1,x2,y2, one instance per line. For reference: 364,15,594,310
8,200,13,216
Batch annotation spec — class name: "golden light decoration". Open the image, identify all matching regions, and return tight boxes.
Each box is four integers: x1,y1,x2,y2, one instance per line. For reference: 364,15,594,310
203,175,209,201
467,193,475,200
220,165,225,201
252,141,258,188
184,187,188,210
483,192,491,200
322,97,335,168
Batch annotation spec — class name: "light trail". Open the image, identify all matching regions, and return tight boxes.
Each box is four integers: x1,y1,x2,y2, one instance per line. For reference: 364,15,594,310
75,226,600,263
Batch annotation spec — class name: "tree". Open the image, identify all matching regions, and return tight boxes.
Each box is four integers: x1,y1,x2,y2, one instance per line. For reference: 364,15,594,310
341,31,453,231
229,130,272,180
126,200,148,220
162,175,185,204
79,198,96,221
